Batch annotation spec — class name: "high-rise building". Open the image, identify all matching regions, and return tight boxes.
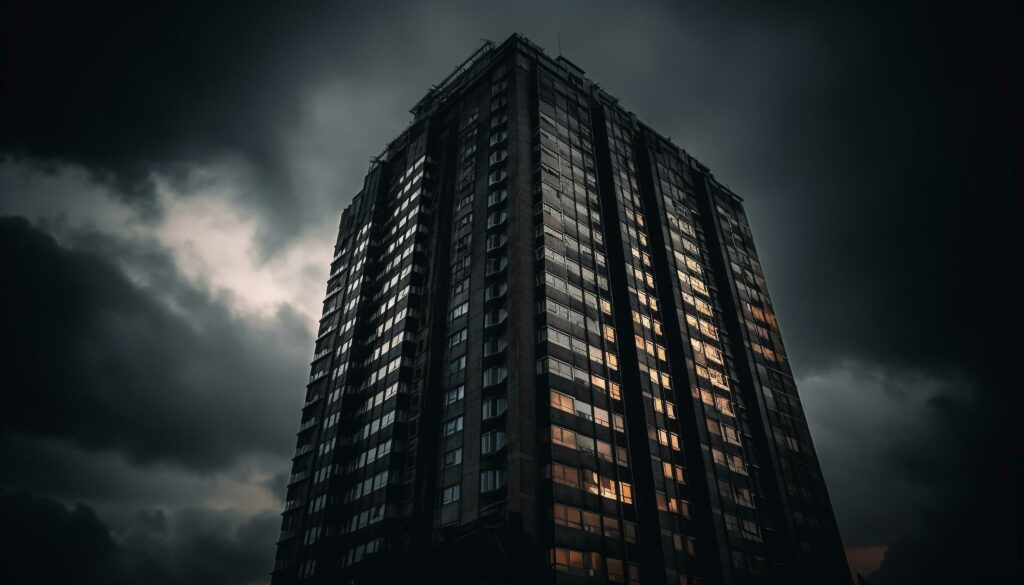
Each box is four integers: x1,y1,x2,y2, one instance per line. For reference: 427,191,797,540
272,34,850,585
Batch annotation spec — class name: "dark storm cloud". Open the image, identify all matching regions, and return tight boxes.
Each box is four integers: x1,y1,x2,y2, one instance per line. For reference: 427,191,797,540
0,490,278,585
1,2,304,192
0,216,308,471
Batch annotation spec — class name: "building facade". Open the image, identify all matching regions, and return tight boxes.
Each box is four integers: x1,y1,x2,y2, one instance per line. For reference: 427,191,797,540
272,34,850,585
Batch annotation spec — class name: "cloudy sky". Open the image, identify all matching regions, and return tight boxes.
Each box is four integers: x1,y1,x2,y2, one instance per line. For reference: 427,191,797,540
1,1,1020,583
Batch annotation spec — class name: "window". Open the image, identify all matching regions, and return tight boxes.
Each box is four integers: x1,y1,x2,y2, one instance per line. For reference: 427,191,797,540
450,302,469,321
482,397,507,419
574,400,593,421
480,430,507,454
489,130,508,146
484,281,507,300
552,547,585,572
577,435,596,454
741,520,762,542
619,482,633,504
551,463,579,488
448,355,466,374
603,516,621,539
672,532,685,552
582,511,601,534
485,257,508,275
489,150,508,165
624,522,638,543
480,469,507,492
728,454,747,475
550,390,574,414
607,558,625,582
554,503,582,530
488,169,508,186
614,414,626,432
444,416,464,436
451,277,469,297
441,484,460,505
486,234,508,251
483,366,507,386
487,210,508,227
449,328,467,347
483,307,508,326
483,335,507,356
722,424,742,446
628,563,641,585
443,447,462,468
487,188,508,206
551,425,576,449
445,385,465,405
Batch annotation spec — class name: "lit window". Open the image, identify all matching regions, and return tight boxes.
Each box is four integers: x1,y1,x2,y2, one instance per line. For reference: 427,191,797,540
551,425,577,449
554,503,582,529
550,390,575,414
551,463,580,488
552,547,585,572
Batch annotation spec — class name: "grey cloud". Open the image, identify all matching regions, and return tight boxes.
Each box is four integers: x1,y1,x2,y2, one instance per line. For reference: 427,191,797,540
0,216,308,471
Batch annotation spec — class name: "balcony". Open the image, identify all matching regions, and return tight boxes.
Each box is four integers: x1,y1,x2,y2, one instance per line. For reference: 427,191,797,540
293,444,313,458
287,471,309,486
297,418,318,433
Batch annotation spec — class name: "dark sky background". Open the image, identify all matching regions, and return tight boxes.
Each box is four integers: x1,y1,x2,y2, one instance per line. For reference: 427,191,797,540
1,1,1020,583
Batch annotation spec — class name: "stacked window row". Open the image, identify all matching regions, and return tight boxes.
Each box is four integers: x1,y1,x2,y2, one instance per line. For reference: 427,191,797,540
713,190,838,561
436,66,514,531
602,106,699,585
535,69,641,582
652,145,770,575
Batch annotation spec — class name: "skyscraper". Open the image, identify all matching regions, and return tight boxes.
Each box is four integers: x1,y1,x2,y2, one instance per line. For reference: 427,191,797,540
272,34,850,585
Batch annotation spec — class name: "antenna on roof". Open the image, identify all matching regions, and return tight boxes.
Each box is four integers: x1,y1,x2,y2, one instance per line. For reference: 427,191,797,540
558,32,562,56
